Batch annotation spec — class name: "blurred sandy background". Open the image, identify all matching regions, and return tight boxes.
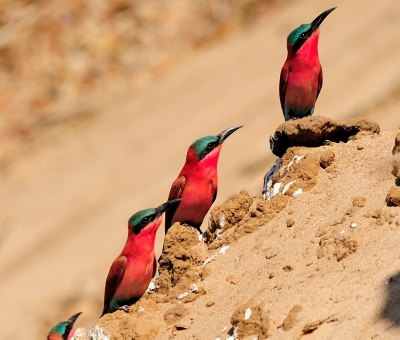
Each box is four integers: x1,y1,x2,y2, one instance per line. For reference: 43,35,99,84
1,0,400,338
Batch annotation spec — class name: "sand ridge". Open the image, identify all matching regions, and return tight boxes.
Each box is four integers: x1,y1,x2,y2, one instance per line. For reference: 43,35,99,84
72,121,400,339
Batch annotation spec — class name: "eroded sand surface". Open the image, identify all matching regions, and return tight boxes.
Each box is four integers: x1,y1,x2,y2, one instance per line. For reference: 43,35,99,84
2,0,400,338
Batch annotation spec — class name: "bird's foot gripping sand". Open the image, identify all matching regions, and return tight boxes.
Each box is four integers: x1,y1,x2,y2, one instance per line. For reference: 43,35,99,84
77,118,400,339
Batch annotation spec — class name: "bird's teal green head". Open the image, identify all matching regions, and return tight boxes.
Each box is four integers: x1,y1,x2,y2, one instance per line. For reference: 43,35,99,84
287,7,336,51
48,322,70,339
129,199,181,235
191,125,243,160
47,312,81,340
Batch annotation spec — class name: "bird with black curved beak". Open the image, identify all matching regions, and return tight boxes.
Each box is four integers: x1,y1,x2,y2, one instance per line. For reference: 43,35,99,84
101,199,181,316
165,125,243,233
280,7,336,121
263,8,336,199
47,312,82,340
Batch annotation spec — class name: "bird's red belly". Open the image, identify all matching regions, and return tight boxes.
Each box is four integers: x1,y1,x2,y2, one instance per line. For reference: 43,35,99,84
114,257,154,300
172,186,214,226
285,70,318,112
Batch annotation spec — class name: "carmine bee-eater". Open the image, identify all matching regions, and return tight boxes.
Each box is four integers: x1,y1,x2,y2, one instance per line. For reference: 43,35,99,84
165,125,243,233
47,312,82,340
101,199,181,316
280,7,336,121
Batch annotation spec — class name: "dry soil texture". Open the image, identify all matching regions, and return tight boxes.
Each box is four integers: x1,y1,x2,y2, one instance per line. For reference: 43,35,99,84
2,0,400,339
78,125,400,339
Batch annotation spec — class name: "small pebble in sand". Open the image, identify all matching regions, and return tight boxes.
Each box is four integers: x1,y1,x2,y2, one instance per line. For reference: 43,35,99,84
286,218,295,227
320,150,335,168
386,186,400,207
352,196,367,207
282,265,294,272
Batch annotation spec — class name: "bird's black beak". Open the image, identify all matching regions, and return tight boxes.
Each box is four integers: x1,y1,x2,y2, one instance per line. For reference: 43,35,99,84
156,198,182,216
217,125,243,144
311,7,336,32
67,312,82,326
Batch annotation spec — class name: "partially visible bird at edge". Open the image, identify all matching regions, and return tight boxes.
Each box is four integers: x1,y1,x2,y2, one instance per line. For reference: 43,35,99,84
47,312,82,340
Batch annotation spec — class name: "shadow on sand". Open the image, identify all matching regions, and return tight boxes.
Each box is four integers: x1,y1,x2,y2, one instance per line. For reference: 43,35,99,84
382,272,400,326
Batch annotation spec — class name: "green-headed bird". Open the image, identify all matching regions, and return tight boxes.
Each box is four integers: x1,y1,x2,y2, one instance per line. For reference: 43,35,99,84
101,199,181,315
47,312,81,340
165,125,243,233
280,7,336,120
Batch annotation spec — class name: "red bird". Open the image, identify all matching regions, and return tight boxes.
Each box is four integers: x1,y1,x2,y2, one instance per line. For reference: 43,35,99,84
165,125,243,233
101,199,181,316
47,312,81,340
280,7,336,121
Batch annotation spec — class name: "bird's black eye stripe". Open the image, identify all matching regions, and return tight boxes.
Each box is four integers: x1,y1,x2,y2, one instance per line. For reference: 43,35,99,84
199,140,219,160
140,215,153,225
207,141,218,149
135,215,156,233
293,29,311,51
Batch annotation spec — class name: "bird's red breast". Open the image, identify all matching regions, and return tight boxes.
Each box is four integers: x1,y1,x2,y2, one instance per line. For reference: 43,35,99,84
166,145,220,231
281,31,322,115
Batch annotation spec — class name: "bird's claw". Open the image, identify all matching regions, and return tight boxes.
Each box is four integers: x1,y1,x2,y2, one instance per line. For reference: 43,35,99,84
262,157,281,200
118,305,130,313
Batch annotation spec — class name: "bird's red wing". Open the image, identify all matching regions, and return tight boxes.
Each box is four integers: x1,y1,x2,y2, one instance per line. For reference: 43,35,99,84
165,176,186,232
279,64,290,113
102,255,127,315
316,69,323,99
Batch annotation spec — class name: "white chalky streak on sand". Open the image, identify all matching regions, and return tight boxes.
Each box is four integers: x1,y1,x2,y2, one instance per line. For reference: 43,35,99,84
293,188,303,196
88,325,110,340
146,281,155,292
350,222,357,228
268,155,304,199
70,328,87,340
215,215,226,239
177,291,189,300
273,182,282,196
244,308,252,320
220,245,229,254
340,229,345,235
313,217,323,227
219,214,225,228
203,254,217,265
287,155,304,172
282,180,296,194
177,283,198,300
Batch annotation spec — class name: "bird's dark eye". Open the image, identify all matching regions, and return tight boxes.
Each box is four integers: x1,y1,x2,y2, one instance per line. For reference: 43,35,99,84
141,216,150,224
207,142,214,148
300,32,306,38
